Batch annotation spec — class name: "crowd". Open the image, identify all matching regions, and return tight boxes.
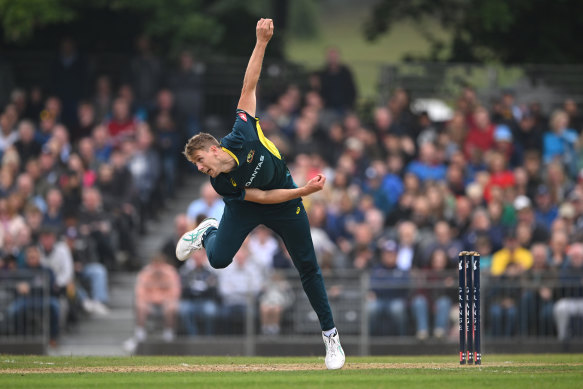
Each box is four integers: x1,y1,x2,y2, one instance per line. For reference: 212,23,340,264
1,40,583,348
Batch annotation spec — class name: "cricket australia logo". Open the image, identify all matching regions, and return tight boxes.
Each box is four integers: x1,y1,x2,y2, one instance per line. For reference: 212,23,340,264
245,155,264,187
247,150,255,164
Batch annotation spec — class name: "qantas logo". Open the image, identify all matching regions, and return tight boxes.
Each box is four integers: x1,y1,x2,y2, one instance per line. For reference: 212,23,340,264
238,112,247,122
245,155,264,187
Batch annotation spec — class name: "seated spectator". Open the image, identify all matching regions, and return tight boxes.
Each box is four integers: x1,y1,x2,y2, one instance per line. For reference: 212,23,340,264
259,270,294,335
124,254,180,352
406,142,447,183
248,226,278,270
411,248,456,339
514,195,550,244
8,245,60,346
178,250,219,336
160,213,192,268
186,182,225,223
464,106,495,159
489,230,533,337
553,243,583,344
38,225,76,327
534,185,558,227
217,241,264,334
543,109,578,177
64,225,109,316
77,187,117,270
106,97,137,146
368,240,409,336
13,120,42,167
520,243,555,336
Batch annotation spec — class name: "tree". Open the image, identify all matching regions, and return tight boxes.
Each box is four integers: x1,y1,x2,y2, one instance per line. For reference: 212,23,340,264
0,0,285,57
364,0,583,64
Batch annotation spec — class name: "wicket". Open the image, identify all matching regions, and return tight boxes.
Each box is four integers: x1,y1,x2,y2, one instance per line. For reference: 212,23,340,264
458,251,481,365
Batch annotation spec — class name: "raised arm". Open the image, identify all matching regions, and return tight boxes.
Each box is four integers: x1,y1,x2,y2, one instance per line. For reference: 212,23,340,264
237,18,274,117
244,174,326,204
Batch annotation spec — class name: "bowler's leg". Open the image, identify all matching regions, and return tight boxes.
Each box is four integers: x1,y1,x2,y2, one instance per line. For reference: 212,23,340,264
265,205,335,331
203,204,258,269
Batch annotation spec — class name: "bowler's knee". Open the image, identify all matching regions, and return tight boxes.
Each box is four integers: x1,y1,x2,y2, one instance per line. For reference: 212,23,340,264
207,251,231,269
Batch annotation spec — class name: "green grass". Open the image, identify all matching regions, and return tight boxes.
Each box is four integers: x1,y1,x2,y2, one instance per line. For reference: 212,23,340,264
1,355,582,389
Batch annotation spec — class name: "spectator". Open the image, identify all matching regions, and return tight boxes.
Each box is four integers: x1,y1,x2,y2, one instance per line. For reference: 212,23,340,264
489,230,533,337
411,248,456,339
49,37,88,128
217,241,264,334
125,124,161,233
513,195,550,244
64,225,109,316
368,239,409,336
92,75,113,123
127,35,163,112
13,120,41,168
543,109,578,178
178,250,219,336
464,106,495,159
186,182,225,223
318,47,357,113
259,270,294,335
72,101,97,143
7,245,60,346
553,243,583,344
106,97,137,146
166,50,204,131
520,243,555,336
534,185,558,227
161,213,192,268
406,142,447,183
77,187,117,270
248,226,279,270
124,253,180,352
395,221,421,271
0,113,18,155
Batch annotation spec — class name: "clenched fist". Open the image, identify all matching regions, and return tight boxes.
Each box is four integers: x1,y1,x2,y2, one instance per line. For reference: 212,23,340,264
256,18,274,43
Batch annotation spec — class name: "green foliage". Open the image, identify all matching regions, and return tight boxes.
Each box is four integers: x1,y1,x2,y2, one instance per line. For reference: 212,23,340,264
0,0,76,42
288,0,320,39
0,0,267,56
364,0,583,64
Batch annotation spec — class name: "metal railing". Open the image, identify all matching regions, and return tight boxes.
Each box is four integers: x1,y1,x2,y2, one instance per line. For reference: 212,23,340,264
0,271,50,344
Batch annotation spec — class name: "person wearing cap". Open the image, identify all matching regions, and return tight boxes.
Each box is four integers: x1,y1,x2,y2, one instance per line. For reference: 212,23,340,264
368,239,410,336
514,195,550,244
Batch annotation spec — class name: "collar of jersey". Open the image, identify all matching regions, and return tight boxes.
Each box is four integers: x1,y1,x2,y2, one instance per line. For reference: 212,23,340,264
221,147,240,168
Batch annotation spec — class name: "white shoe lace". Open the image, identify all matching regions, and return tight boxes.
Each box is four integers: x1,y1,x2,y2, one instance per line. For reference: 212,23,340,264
326,334,338,358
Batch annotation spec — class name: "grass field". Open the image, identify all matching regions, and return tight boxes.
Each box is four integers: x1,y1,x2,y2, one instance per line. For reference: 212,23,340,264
1,354,582,389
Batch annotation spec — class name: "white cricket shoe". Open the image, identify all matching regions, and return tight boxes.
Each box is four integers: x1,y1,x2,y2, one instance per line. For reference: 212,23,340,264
322,330,345,370
175,218,219,261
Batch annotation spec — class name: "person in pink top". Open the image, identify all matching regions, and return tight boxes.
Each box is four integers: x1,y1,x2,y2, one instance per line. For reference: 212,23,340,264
124,253,181,352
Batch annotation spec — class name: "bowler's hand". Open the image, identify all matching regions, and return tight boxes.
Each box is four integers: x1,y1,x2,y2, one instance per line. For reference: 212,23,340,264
303,174,326,196
256,18,274,43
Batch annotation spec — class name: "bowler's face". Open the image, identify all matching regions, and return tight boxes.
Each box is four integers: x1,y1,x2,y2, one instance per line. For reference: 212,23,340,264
192,148,221,178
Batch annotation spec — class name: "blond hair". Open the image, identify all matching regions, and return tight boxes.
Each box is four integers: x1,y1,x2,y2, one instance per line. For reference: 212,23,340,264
183,132,219,163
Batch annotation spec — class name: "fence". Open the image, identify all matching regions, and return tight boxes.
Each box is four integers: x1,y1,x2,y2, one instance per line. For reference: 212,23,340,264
141,268,582,342
379,62,583,113
0,270,50,348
